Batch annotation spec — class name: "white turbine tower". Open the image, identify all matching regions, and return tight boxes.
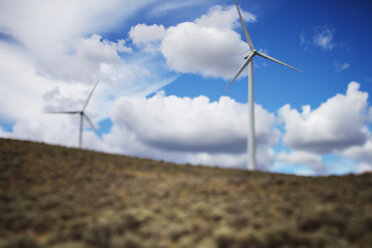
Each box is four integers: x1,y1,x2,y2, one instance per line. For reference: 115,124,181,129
226,0,302,170
47,80,100,148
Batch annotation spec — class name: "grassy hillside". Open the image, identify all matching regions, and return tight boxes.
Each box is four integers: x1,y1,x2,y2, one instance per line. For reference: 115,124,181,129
0,138,371,248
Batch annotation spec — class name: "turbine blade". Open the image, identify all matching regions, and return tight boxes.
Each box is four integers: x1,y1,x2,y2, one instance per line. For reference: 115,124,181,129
82,80,99,111
83,114,99,136
225,52,254,91
45,111,80,114
234,0,254,50
256,52,303,72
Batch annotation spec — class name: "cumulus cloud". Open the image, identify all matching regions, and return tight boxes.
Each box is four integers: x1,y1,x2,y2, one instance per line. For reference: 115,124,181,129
356,162,372,174
161,23,248,78
129,23,167,53
0,0,174,90
160,5,253,79
341,138,372,172
0,42,51,121
129,24,166,45
313,26,335,51
0,0,156,55
104,92,278,169
342,139,372,162
277,81,372,175
277,151,325,172
279,82,369,154
194,5,256,30
38,34,127,82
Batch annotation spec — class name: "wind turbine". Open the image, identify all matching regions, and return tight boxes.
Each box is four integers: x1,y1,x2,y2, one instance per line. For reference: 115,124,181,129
226,0,302,170
47,80,100,148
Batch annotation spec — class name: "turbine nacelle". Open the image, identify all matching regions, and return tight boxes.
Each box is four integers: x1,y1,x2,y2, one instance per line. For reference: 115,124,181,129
243,50,256,59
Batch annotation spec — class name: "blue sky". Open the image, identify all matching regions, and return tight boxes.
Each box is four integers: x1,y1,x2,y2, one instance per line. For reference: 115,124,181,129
0,0,371,175
163,0,371,105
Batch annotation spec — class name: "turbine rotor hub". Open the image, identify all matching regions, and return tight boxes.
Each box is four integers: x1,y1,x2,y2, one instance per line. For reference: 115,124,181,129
243,50,256,59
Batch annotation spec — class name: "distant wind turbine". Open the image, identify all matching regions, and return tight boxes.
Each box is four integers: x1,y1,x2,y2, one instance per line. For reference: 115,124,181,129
47,80,100,148
226,0,302,170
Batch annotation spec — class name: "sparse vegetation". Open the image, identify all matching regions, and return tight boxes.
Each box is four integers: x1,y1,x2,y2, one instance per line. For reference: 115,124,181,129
0,138,371,247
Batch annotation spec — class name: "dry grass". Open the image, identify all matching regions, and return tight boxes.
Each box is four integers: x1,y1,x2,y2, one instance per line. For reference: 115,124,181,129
0,138,371,247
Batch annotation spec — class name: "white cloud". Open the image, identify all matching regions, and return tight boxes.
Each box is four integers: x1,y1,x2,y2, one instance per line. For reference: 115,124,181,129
278,81,372,175
344,140,372,160
104,92,278,169
356,162,372,174
294,168,315,176
161,22,248,78
75,34,125,63
37,34,124,82
195,5,256,30
160,5,254,79
147,0,202,17
279,82,369,154
299,30,310,51
0,127,10,138
277,151,325,172
313,26,335,51
104,39,133,53
129,24,166,45
300,31,306,46
0,0,156,56
334,61,350,72
0,42,51,121
341,138,372,171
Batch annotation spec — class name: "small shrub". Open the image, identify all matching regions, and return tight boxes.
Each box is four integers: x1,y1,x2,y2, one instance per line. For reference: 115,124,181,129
2,212,29,232
346,213,372,242
236,228,265,248
265,226,291,247
110,233,142,248
28,212,59,233
178,236,197,248
123,208,153,229
213,225,236,248
82,211,124,248
298,215,322,232
48,218,88,244
227,215,249,229
39,195,62,211
49,241,87,248
298,205,347,234
0,233,41,248
168,224,191,242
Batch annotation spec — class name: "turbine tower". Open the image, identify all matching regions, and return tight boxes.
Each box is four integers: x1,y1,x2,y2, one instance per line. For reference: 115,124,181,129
226,0,302,170
47,80,100,148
